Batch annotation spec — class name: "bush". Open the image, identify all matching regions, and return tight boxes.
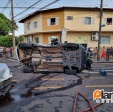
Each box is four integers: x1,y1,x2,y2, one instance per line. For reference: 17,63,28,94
0,35,18,47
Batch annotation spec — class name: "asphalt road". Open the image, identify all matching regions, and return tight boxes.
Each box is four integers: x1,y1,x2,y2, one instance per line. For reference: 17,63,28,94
0,58,113,112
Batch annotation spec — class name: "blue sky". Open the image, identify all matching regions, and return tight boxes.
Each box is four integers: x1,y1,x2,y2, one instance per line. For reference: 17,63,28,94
0,0,113,36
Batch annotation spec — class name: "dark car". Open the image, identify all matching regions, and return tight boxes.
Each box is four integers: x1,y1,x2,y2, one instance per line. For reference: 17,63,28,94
17,43,87,75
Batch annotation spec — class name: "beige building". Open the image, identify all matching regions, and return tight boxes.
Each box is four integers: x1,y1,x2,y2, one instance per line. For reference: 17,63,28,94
19,7,113,48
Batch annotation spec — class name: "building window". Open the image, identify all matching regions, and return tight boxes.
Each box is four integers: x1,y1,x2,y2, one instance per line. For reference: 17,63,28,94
83,17,94,25
33,21,38,28
67,16,73,20
107,18,112,25
34,37,39,43
27,36,32,43
26,23,30,30
47,17,59,26
51,18,55,25
27,38,30,43
101,36,110,44
85,17,91,24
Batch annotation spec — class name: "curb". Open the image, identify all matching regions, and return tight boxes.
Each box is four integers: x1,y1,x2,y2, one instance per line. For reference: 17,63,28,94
82,70,113,74
93,61,113,63
7,57,18,61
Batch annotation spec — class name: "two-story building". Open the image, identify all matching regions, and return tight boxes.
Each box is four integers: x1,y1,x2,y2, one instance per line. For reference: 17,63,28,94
19,7,113,48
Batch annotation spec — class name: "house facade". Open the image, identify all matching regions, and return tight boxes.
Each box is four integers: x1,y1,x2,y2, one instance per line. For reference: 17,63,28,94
19,7,113,48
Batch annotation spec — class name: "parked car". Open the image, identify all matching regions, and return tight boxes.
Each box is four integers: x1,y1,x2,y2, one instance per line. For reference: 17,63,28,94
0,63,14,98
17,43,87,75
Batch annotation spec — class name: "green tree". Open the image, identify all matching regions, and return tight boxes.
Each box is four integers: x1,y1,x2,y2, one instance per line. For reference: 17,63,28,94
0,35,18,47
18,36,24,43
0,13,18,36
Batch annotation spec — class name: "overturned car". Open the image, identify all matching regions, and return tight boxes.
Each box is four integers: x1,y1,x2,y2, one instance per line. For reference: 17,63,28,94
17,43,87,75
0,63,13,98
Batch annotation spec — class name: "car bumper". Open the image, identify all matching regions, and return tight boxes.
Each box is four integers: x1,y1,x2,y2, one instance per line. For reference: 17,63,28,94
0,72,14,98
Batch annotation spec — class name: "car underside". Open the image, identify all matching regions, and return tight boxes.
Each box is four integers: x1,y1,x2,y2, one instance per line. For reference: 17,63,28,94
17,43,87,75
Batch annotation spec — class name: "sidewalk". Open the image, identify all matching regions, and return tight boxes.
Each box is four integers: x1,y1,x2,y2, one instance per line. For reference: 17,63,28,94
92,58,113,63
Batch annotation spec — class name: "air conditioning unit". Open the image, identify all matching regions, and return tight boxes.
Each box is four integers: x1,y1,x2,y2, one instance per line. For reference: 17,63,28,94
91,32,98,41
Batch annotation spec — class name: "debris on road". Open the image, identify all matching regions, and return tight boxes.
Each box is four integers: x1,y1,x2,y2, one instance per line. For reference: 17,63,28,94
73,92,102,112
99,69,107,76
0,63,14,98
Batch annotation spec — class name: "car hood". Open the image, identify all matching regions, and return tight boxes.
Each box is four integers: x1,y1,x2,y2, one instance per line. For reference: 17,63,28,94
0,63,12,83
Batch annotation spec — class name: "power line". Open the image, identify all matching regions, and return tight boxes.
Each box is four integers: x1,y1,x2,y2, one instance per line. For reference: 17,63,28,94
0,4,102,9
1,0,10,13
14,0,44,18
38,0,60,10
0,4,111,9
15,0,60,22
1,0,113,20
15,0,60,20
18,26,24,33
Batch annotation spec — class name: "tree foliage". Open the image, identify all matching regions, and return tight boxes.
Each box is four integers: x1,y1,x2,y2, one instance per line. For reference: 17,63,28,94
0,35,18,47
0,13,18,36
18,36,24,42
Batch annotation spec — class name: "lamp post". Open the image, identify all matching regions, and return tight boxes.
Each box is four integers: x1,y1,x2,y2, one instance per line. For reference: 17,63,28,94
11,0,16,58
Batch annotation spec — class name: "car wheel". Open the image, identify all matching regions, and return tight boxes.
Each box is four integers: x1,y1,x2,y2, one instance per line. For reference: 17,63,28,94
22,66,34,73
19,43,33,48
77,69,83,73
64,69,77,75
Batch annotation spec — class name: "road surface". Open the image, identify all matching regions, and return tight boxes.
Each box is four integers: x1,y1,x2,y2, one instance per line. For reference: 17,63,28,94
0,58,113,112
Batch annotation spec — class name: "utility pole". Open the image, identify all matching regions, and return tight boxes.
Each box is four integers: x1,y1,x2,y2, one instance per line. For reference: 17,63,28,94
11,0,16,58
97,0,103,61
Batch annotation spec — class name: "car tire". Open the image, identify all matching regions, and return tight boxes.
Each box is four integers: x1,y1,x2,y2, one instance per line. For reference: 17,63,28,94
19,43,33,48
22,66,34,73
65,69,77,75
77,69,83,73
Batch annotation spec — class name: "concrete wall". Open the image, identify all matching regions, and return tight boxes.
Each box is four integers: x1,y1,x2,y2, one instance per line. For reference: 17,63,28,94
66,32,113,47
24,34,43,44
42,9,64,31
24,13,42,34
64,9,113,31
22,8,113,48
43,33,60,44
